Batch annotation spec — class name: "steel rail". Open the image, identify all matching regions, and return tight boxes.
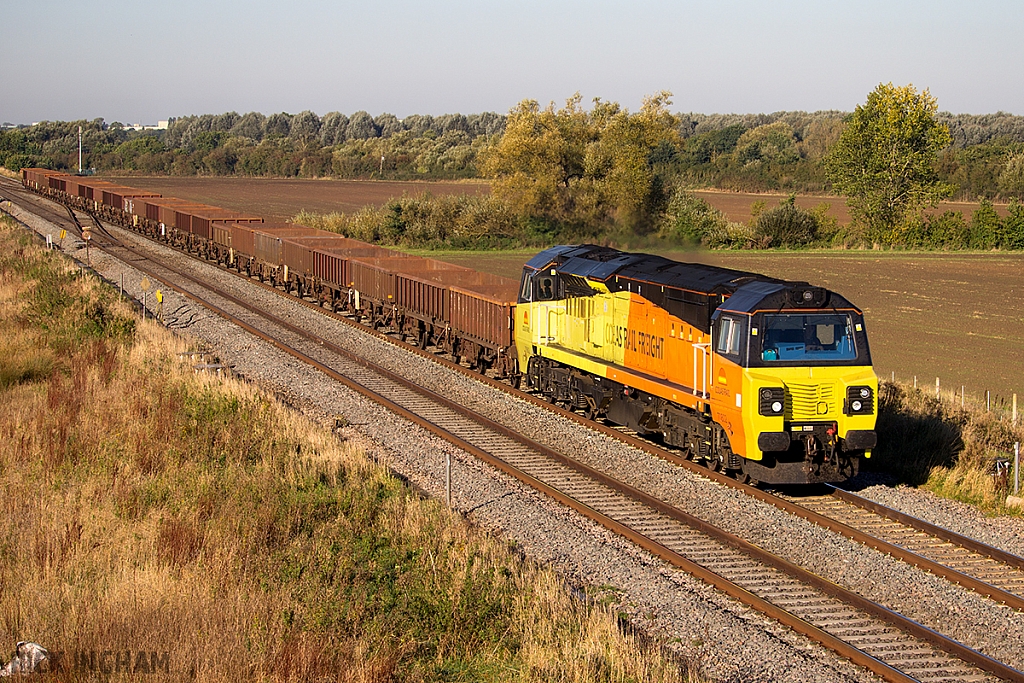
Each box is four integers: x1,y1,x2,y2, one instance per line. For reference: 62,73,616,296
828,485,1024,572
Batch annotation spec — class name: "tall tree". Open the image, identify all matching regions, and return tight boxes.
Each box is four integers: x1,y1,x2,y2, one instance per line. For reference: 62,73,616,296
825,83,953,242
998,152,1024,200
481,92,677,232
481,94,593,225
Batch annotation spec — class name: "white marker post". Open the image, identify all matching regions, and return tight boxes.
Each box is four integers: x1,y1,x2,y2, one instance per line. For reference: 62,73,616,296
446,451,452,506
1016,442,1020,496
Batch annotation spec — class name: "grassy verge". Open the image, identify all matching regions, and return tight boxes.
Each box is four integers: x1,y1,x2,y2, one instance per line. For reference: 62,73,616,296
0,215,698,681
873,380,1024,513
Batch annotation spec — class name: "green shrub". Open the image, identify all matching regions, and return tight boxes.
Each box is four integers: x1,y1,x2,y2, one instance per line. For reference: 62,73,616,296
295,194,534,250
658,190,730,245
924,210,969,248
968,199,1000,249
1003,201,1024,249
753,196,819,248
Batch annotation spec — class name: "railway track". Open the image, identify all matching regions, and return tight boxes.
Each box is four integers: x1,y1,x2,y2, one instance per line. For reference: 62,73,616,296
5,181,1024,682
787,487,1024,598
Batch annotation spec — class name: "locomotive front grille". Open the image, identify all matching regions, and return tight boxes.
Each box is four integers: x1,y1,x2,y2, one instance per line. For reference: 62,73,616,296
785,382,837,420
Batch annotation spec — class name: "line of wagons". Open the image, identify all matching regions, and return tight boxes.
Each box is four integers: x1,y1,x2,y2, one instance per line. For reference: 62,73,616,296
21,168,521,377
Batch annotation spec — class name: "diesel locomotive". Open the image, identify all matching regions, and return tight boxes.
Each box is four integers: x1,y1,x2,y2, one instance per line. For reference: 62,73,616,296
515,245,878,485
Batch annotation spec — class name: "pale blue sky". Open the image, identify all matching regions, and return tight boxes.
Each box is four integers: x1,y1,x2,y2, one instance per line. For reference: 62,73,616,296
2,0,1021,125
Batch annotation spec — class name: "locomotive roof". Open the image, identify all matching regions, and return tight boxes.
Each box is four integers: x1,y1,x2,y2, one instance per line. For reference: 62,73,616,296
527,244,782,296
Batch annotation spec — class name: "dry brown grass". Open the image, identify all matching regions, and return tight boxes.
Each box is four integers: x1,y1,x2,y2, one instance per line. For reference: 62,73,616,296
874,380,1024,512
0,216,701,682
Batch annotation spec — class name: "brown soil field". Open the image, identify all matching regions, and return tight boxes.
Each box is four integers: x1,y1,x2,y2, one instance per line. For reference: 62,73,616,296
691,190,1012,226
433,249,1024,401
110,176,1006,228
106,176,490,222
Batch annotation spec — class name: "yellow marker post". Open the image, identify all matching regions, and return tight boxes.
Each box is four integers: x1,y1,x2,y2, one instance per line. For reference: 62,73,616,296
155,289,163,321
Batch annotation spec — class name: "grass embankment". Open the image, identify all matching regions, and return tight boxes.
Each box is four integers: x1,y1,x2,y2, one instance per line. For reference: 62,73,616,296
0,216,696,681
873,380,1024,513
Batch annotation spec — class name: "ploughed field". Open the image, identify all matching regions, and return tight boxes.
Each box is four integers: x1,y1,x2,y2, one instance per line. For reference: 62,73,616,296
104,177,1024,400
111,176,490,222
105,176,1005,227
689,190,1014,225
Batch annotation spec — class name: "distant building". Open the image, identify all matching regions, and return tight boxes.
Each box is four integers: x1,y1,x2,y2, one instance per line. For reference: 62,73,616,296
124,120,169,132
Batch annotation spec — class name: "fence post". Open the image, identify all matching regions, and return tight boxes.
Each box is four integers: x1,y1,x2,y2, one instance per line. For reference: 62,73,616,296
914,376,918,390
961,386,965,409
891,370,895,382
987,390,991,412
936,377,940,400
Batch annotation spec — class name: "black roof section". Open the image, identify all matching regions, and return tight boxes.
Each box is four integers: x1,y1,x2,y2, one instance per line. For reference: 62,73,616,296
523,245,861,333
716,281,788,314
528,244,781,296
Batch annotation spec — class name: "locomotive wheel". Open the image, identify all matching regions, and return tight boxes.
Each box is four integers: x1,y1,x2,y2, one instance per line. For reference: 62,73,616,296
580,395,598,420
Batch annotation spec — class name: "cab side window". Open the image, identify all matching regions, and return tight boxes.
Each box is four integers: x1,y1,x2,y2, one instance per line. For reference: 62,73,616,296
518,270,533,303
716,315,746,361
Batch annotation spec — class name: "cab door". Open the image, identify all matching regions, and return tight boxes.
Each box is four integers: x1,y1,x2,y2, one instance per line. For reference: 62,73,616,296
712,314,747,425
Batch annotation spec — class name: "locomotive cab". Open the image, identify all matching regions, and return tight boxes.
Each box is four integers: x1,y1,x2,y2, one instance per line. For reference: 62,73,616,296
711,282,877,484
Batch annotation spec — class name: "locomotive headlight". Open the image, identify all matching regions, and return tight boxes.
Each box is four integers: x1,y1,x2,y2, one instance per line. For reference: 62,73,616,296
759,387,785,416
846,386,874,415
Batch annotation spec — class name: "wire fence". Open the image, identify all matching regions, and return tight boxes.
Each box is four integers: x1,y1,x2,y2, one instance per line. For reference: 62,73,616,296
884,370,1019,426
884,370,1022,503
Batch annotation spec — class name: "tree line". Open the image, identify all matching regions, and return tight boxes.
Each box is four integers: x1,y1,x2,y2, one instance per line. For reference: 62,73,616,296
0,111,506,181
4,106,1024,198
4,93,1024,250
